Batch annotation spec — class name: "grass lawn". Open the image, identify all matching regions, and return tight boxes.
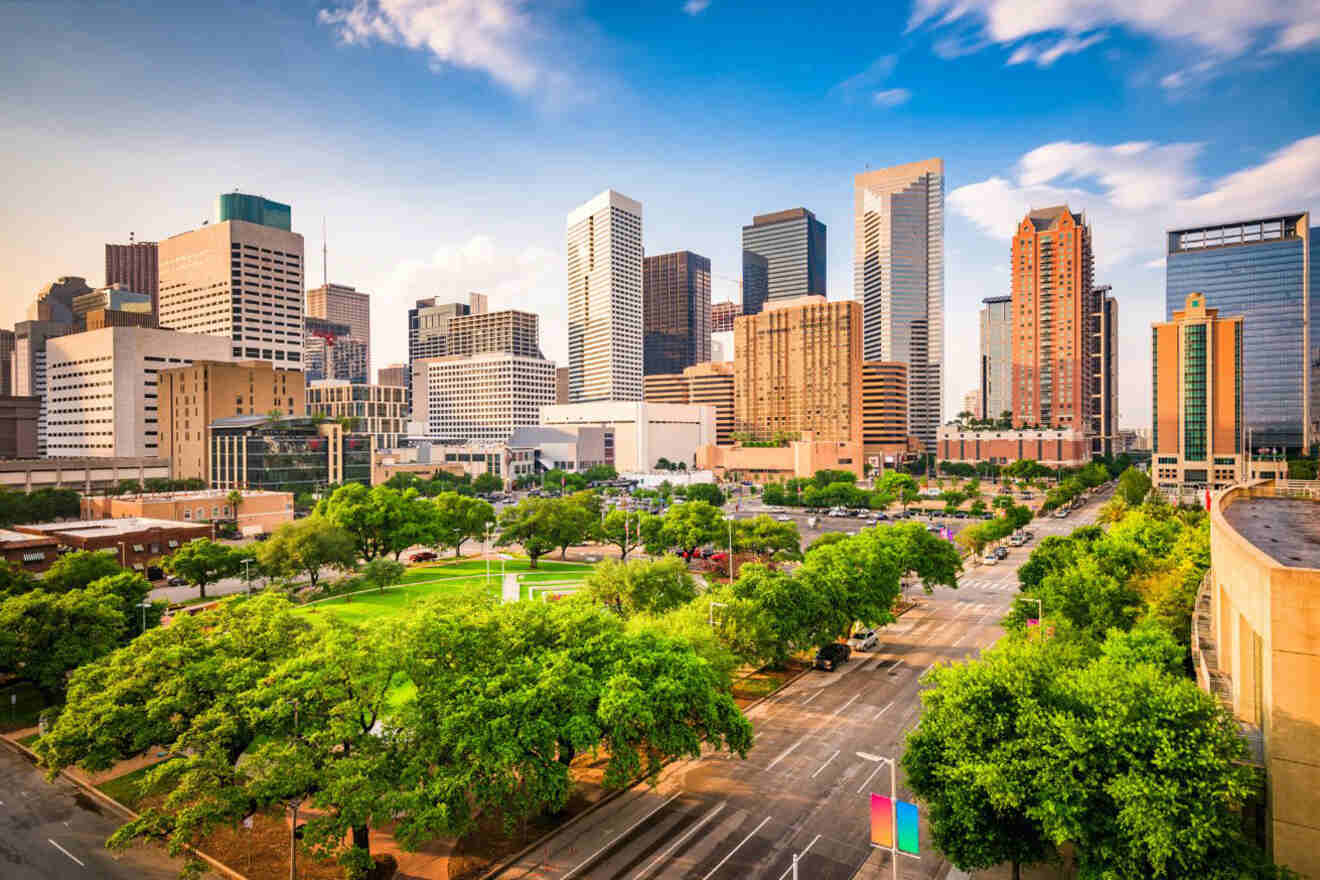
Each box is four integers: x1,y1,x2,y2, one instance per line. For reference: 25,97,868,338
97,762,170,811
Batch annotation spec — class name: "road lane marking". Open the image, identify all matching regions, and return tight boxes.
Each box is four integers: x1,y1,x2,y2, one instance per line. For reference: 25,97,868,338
49,839,85,867
776,834,822,879
800,690,821,705
631,802,726,880
871,700,894,720
764,738,804,772
562,792,681,879
856,763,886,794
831,694,861,717
700,815,772,880
810,750,840,778
952,631,970,648
886,659,905,675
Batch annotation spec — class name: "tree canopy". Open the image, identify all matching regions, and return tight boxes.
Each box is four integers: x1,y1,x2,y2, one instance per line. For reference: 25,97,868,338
161,538,243,599
256,515,357,590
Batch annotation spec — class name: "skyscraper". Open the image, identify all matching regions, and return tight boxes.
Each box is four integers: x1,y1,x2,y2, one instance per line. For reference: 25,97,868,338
408,293,484,364
105,241,158,315
304,316,367,383
1009,205,1097,432
643,250,711,376
1166,213,1317,453
710,301,741,333
1092,287,1119,455
741,208,825,315
854,159,944,450
158,193,303,367
566,190,643,402
979,296,1012,424
306,283,370,374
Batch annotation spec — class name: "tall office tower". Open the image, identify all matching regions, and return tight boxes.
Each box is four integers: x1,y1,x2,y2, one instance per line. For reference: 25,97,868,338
854,159,944,450
733,296,863,444
741,208,826,316
1151,294,1245,493
446,310,543,358
377,363,408,388
861,361,909,463
1009,205,1096,431
979,296,1012,424
12,320,71,455
644,361,735,444
158,193,303,366
1091,287,1119,455
643,251,711,376
306,283,370,373
711,301,740,333
0,330,14,397
27,276,92,325
408,293,485,364
105,241,159,315
1167,213,1318,453
566,190,643,402
304,316,368,383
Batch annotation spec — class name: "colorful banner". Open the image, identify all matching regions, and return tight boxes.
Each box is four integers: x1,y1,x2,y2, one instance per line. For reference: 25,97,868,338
896,799,920,854
870,793,893,848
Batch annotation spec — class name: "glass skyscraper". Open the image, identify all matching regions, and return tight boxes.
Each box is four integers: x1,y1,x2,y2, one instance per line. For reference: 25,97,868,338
643,250,711,376
1166,213,1317,453
741,208,826,315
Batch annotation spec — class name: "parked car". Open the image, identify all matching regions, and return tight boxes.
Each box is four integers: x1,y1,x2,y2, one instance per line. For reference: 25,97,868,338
146,566,164,581
847,629,879,652
814,642,852,671
410,550,438,563
775,514,793,522
993,546,1009,560
874,511,889,520
708,552,729,564
1053,508,1069,518
167,575,188,586
1009,533,1027,547
981,552,999,565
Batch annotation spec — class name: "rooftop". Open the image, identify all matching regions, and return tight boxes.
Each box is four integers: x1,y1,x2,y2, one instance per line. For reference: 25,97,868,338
100,490,289,502
16,517,207,538
1224,497,1320,569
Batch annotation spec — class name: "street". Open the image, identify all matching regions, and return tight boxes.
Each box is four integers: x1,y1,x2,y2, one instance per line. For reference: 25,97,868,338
0,744,183,879
491,492,1105,880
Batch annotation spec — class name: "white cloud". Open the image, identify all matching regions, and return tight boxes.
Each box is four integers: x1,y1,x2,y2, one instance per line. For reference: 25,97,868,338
682,0,710,15
830,55,898,99
1005,32,1106,67
871,88,912,108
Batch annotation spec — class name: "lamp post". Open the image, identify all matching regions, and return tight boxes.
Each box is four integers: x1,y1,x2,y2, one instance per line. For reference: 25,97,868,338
138,599,153,634
484,524,491,586
708,600,727,628
727,516,734,580
242,557,255,596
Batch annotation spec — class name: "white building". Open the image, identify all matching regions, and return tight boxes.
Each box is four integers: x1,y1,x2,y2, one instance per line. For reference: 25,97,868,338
45,327,232,457
567,190,643,403
424,353,555,443
539,401,715,472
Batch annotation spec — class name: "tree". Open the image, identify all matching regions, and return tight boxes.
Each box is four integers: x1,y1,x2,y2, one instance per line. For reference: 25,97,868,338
582,464,618,483
495,497,561,569
42,549,123,593
361,557,406,592
728,563,828,665
0,560,39,600
582,557,699,617
227,489,244,523
886,522,963,591
256,516,357,591
797,530,902,636
684,482,726,507
598,508,654,560
1117,467,1153,506
549,494,597,559
646,501,725,557
0,588,125,701
433,492,496,557
160,537,242,599
471,472,503,495
812,469,856,488
320,483,424,562
733,514,802,563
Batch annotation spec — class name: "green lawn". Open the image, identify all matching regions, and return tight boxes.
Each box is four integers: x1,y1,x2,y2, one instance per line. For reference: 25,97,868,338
97,762,171,811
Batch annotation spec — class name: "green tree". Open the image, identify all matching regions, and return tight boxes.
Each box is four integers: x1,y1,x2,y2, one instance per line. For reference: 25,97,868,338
0,560,40,600
812,469,856,488
319,483,416,562
647,500,725,557
733,514,802,563
42,549,123,593
684,482,726,507
1117,467,1153,506
256,516,357,591
797,529,903,636
470,472,502,495
598,508,654,560
495,497,561,569
886,522,963,591
161,537,242,599
582,557,699,617
582,464,619,483
360,557,406,592
728,563,828,665
0,588,125,701
432,491,496,557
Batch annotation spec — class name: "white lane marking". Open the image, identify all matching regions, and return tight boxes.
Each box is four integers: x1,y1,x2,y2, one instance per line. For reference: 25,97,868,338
856,762,886,794
800,690,821,705
872,700,894,721
631,802,726,880
810,750,840,779
831,694,861,718
951,631,970,648
777,834,822,879
764,738,804,772
700,815,773,880
49,839,85,867
562,793,681,879
886,659,905,675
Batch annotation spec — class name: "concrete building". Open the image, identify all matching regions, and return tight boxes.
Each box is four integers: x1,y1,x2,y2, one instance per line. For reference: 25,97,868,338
306,283,370,372
210,415,370,490
1093,287,1119,456
84,308,158,331
0,457,170,492
446,309,542,359
14,517,212,573
1201,480,1320,877
158,360,306,482
45,327,232,458
980,295,1012,423
555,366,570,404
409,294,482,364
0,396,40,459
371,445,466,486
643,251,711,376
540,401,715,472
711,300,741,333
12,320,72,455
306,379,408,449
698,436,863,482
936,424,1091,467
81,489,294,535
0,329,14,397
377,363,408,389
733,296,863,446
27,276,92,325
711,331,734,364
105,240,159,316
158,193,303,367
424,353,555,443
304,315,368,383
854,159,945,450
862,361,910,465
567,190,643,402
961,388,981,420
71,285,153,326
1152,293,1246,496
1167,213,1319,453
644,361,735,445
741,208,826,315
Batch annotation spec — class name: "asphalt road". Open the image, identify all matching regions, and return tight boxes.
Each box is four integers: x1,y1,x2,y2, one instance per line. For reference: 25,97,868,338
492,491,1107,880
0,744,183,879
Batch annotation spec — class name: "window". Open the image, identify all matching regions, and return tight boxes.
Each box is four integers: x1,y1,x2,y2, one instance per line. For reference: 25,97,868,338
22,551,45,562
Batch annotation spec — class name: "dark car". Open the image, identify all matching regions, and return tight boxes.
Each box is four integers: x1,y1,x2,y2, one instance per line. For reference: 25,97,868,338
146,566,164,581
993,546,1009,560
814,642,851,671
410,550,438,563
167,576,188,587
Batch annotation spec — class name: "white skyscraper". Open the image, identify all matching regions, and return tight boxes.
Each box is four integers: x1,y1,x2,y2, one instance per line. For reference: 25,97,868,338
566,189,643,402
854,159,945,451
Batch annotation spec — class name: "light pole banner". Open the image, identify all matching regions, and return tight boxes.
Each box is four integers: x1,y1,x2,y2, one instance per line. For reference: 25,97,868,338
869,793,893,848
896,800,920,854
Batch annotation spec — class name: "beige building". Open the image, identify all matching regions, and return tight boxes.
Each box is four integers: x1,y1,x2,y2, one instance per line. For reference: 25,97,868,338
158,360,306,482
862,361,911,464
936,424,1091,467
377,363,407,389
697,435,863,482
81,489,294,534
306,379,408,448
644,361,735,445
306,283,370,370
1202,480,1320,877
446,309,542,358
555,365,570,404
0,456,170,492
423,353,556,443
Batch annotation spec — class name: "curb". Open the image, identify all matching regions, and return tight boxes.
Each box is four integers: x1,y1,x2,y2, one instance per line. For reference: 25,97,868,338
0,734,249,880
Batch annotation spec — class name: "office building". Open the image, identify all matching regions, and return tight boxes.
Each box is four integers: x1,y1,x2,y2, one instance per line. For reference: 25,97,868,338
1092,287,1119,455
11,518,212,574
937,425,1091,467
1151,294,1245,495
81,489,293,535
377,363,407,388
567,190,643,402
408,293,484,363
711,300,741,333
423,353,555,443
853,160,945,450
0,330,14,397
0,457,169,493
555,366,570,404
962,389,981,420
643,251,711,376
306,283,370,372
1010,205,1097,432
447,309,542,358
27,276,92,325
733,296,863,445
540,402,714,472
210,415,370,490
306,379,408,449
304,316,367,383
12,320,71,455
105,240,159,316
158,193,303,366
862,361,910,464
644,361,735,445
980,295,1012,424
84,308,158,331
71,285,153,328
45,326,232,458
1167,213,1318,453
741,208,826,315
158,360,306,482
0,396,40,458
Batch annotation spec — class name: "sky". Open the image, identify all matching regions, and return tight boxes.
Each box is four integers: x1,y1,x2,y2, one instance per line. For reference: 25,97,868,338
3,0,1320,430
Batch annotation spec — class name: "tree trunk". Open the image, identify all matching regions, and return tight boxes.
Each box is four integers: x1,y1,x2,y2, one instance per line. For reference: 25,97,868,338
557,741,575,768
1012,859,1021,880
561,546,568,560
198,581,207,599
528,553,539,570
351,823,370,856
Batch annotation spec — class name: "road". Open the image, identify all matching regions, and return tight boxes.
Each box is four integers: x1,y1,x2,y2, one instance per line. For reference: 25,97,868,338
492,490,1107,880
0,744,183,879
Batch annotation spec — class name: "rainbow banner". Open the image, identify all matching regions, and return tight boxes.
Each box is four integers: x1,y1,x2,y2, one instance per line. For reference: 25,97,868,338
870,793,920,854
870,794,893,848
896,799,919,854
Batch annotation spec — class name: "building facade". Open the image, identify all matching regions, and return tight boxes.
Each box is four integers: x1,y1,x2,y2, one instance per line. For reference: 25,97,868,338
72,285,153,326
862,361,910,464
158,359,306,482
853,160,945,451
105,240,159,316
1152,294,1245,495
81,489,294,534
446,309,542,358
13,518,212,575
936,425,1091,467
1092,287,1119,455
643,251,711,376
741,208,826,315
27,276,92,325
306,283,370,372
304,316,368,383
555,365,570,404
377,363,407,389
980,295,1012,423
567,190,643,402
210,416,370,490
644,361,735,445
306,380,408,449
711,300,741,333
539,402,715,472
961,388,981,420
1167,213,1318,453
0,396,40,459
12,320,71,456
409,296,471,363
0,456,170,493
424,353,556,443
0,329,14,397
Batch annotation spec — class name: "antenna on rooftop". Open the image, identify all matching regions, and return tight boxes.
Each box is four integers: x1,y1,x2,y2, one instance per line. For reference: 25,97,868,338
322,216,328,288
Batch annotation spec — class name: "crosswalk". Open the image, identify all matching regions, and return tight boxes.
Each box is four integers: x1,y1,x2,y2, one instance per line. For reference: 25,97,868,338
952,577,1019,593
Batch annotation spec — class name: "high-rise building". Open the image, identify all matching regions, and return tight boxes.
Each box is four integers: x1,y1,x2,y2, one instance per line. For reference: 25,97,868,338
741,208,826,315
304,316,368,384
446,310,542,359
377,363,408,388
27,276,92,325
644,361,735,445
711,300,741,333
158,360,306,481
12,320,72,455
105,241,158,316
1167,213,1318,453
643,251,711,376
555,366,570,405
1151,293,1245,494
1009,205,1097,432
71,285,153,328
408,293,485,363
158,193,303,367
1092,287,1119,456
733,296,863,445
961,388,981,420
567,190,643,402
861,361,909,462
979,295,1012,424
306,283,370,373
853,159,944,450
0,330,14,397
424,354,556,442
306,380,408,449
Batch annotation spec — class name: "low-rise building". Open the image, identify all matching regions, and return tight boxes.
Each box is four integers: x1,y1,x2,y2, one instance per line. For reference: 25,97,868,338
539,401,715,472
210,415,370,490
936,424,1091,467
12,517,212,574
0,456,171,492
0,528,60,573
697,434,863,482
306,380,408,449
80,489,294,534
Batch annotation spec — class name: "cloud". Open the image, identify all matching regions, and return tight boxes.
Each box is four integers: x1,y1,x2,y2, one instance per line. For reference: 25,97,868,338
831,55,907,106
871,88,912,108
1159,59,1215,90
1005,32,1106,67
682,0,710,14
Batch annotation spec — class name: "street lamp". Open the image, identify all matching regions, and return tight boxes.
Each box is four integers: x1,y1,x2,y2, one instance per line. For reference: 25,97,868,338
138,599,153,634
727,516,734,580
242,557,255,596
708,600,727,627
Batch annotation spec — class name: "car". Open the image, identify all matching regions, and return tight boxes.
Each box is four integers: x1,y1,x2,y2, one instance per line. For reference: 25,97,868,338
827,507,846,517
814,642,852,671
167,575,188,586
409,550,438,563
994,546,1009,560
981,552,999,565
1009,533,1026,547
847,628,879,651
708,551,729,563
775,514,793,523
865,518,878,526
1053,508,1069,518
875,511,889,520
146,565,164,581
926,524,941,533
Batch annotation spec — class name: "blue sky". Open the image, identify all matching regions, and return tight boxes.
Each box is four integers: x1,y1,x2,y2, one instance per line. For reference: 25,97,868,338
4,0,1320,428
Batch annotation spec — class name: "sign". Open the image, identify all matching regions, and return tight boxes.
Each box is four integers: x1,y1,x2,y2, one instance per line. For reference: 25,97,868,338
870,794,920,854
870,794,893,848
896,800,920,854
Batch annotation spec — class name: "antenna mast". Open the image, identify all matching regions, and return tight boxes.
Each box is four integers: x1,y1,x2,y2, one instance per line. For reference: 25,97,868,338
322,216,328,288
